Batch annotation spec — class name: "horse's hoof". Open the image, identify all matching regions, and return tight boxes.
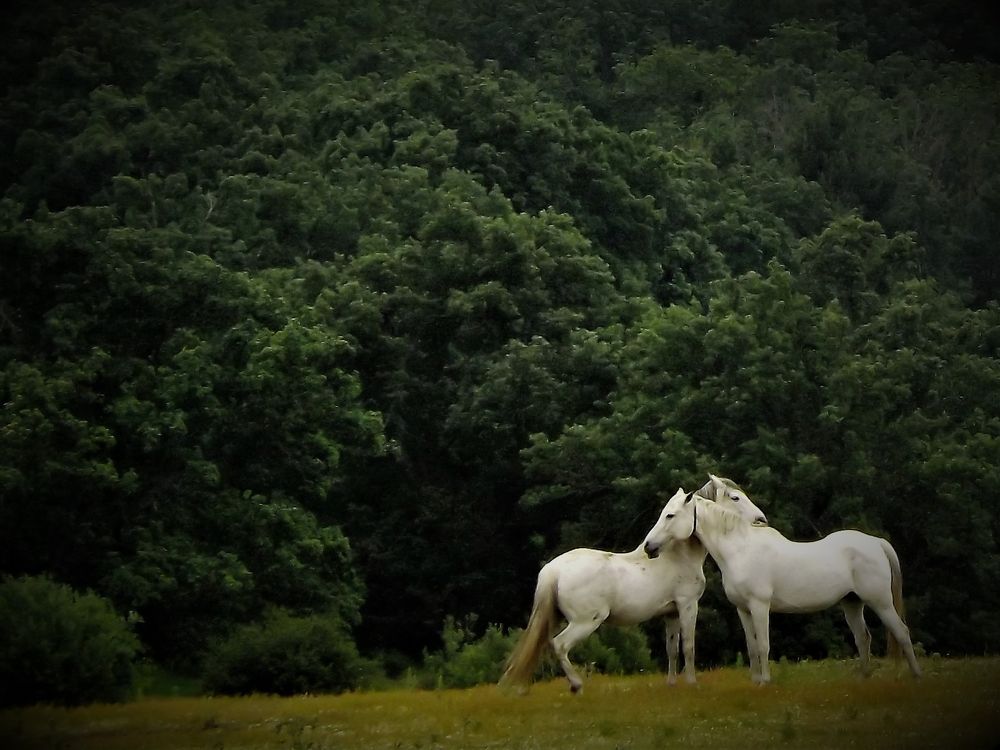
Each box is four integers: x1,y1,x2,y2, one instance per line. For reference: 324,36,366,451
570,682,582,694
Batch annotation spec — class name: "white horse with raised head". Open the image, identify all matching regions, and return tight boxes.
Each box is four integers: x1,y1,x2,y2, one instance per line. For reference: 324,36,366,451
501,476,768,693
642,490,922,684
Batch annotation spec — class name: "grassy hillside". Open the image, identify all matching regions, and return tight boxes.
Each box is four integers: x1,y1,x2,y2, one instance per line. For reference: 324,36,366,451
2,657,998,749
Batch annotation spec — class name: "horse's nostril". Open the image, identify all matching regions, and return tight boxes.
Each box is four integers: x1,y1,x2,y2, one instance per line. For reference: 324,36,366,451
644,542,659,559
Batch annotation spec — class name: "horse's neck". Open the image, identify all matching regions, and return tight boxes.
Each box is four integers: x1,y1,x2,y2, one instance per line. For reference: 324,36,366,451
695,499,748,568
676,536,708,561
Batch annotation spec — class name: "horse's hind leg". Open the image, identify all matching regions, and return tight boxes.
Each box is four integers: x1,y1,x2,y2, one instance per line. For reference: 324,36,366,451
870,604,922,678
664,613,681,685
552,616,606,693
840,599,873,675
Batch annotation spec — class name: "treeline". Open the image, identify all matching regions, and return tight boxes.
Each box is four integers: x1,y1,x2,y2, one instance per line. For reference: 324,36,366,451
2,0,999,699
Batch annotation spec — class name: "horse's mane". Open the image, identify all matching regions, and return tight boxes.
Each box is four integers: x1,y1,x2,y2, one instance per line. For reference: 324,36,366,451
717,476,747,494
698,497,751,534
695,476,747,502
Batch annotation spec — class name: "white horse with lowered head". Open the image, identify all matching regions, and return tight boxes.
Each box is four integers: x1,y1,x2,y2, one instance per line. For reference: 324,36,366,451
642,490,922,684
501,476,768,693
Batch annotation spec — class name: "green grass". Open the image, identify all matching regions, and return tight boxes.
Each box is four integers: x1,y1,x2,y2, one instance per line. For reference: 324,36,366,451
2,657,999,749
134,664,203,699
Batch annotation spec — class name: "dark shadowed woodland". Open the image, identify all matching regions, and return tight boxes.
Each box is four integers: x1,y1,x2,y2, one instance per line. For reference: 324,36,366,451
2,0,1000,703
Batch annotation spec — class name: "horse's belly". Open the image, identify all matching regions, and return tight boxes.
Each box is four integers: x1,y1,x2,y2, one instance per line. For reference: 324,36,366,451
607,600,677,625
770,581,851,613
607,578,691,623
770,597,836,614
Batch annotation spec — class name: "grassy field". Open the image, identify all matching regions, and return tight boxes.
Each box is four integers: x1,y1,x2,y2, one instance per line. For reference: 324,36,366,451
2,657,999,750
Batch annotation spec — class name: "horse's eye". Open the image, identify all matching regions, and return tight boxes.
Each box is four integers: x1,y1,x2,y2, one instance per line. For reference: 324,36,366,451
731,494,741,502
665,513,675,519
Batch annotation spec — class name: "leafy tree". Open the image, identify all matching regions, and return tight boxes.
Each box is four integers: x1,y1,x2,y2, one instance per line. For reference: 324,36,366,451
2,0,999,675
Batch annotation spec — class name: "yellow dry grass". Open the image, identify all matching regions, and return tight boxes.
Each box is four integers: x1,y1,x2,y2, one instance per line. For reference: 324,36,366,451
2,657,999,750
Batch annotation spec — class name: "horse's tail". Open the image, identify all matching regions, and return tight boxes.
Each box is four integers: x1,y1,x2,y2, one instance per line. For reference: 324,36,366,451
500,566,558,689
880,537,905,660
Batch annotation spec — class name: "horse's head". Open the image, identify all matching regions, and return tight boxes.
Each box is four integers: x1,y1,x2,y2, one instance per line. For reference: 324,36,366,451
643,477,768,558
699,474,768,526
642,488,697,558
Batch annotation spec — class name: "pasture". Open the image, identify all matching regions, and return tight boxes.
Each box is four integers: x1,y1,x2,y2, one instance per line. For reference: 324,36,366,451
3,657,998,750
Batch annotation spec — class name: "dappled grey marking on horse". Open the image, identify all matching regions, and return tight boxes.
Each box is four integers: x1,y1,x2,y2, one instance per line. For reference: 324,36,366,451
501,476,768,693
643,493,922,684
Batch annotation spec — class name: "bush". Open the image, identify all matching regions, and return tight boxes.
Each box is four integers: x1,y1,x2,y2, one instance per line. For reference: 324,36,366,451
420,616,518,689
202,610,366,696
0,575,141,707
419,616,655,689
573,625,655,675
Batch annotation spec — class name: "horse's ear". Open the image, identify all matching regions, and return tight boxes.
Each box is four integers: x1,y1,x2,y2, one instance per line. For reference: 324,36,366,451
685,491,695,503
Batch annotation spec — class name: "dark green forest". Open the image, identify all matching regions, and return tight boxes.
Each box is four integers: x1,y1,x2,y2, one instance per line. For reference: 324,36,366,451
2,0,1000,693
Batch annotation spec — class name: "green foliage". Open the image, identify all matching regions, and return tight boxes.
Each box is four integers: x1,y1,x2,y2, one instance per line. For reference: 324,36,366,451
0,576,140,707
202,610,366,696
571,625,656,676
418,615,653,689
419,616,519,689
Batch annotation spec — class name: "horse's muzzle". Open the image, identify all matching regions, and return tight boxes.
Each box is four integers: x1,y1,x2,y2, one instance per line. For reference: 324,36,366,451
644,542,660,559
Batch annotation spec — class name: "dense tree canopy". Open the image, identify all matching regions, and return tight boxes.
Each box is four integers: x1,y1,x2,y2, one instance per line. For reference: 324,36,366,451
2,0,999,670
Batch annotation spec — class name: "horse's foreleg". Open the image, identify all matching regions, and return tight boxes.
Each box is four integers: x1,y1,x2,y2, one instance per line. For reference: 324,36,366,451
677,600,699,685
736,607,761,683
749,604,771,685
552,616,606,693
840,600,873,675
664,613,681,685
747,602,772,685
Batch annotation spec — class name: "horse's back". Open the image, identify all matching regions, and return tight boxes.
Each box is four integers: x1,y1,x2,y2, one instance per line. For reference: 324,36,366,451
542,548,616,596
544,547,613,577
821,529,891,560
